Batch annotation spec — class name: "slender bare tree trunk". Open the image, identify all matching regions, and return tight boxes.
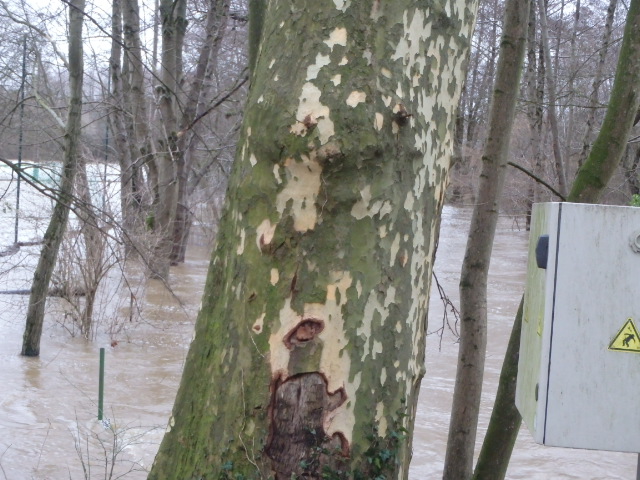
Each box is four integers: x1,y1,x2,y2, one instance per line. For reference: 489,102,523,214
170,0,231,264
442,0,530,476
122,0,153,208
562,0,580,175
147,0,187,280
109,0,143,255
577,0,618,167
537,0,568,197
524,0,542,228
21,0,85,356
75,157,105,338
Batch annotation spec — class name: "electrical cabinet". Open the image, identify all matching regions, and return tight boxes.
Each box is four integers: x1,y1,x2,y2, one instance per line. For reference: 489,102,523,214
517,202,640,452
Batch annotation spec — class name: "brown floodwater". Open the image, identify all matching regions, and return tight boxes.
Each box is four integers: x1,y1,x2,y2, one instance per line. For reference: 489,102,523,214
0,207,636,479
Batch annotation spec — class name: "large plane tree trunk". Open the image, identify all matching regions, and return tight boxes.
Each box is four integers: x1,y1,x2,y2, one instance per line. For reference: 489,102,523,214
149,1,477,478
21,0,85,356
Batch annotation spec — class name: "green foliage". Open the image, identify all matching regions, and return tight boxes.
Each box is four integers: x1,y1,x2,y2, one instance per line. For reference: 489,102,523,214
218,461,247,480
355,407,408,480
630,194,640,207
145,213,155,230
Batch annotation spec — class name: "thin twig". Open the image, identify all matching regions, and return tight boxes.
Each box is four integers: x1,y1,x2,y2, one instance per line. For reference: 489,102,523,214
429,271,461,351
507,161,566,201
0,444,11,480
35,419,52,472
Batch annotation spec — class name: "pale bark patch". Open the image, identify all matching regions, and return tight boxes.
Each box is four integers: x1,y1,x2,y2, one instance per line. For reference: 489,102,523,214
326,371,360,443
269,272,356,442
350,185,372,219
306,53,331,80
375,112,384,130
357,287,397,360
351,185,392,220
273,164,283,184
372,340,383,358
370,0,382,20
253,313,265,333
276,155,322,232
332,0,351,12
244,419,255,436
331,74,342,86
390,233,401,267
293,83,334,144
256,219,277,249
375,403,388,436
412,167,427,198
249,154,257,166
407,210,430,383
324,27,347,49
317,119,335,145
379,201,392,217
393,10,432,79
165,415,175,433
346,90,367,107
270,269,279,286
236,229,246,255
290,120,310,137
404,191,415,211
321,271,354,391
339,56,348,65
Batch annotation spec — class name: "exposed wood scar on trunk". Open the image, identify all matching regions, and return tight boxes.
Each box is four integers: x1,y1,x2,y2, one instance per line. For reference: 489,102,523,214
266,372,348,479
284,319,324,349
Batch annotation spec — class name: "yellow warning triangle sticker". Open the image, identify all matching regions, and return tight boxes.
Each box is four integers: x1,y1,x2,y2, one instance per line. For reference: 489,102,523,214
609,318,640,352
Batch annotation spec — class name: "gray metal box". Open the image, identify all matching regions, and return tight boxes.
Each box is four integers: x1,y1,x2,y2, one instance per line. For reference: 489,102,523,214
516,202,640,452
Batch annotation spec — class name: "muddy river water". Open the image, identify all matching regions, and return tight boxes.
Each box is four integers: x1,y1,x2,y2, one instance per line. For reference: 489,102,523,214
0,206,636,479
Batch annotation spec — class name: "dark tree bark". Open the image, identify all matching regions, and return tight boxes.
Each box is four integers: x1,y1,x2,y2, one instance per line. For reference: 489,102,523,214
577,0,618,168
170,0,231,265
21,0,85,356
109,0,144,255
537,0,568,197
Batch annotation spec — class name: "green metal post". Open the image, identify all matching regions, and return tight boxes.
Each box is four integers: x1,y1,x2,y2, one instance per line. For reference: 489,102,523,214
98,347,105,420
